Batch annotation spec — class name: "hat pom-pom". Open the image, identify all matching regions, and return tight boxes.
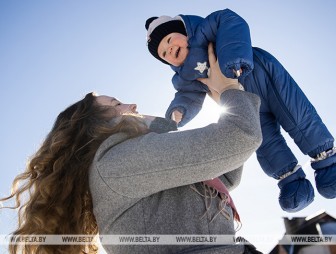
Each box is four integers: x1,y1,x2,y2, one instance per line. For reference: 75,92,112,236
145,17,158,30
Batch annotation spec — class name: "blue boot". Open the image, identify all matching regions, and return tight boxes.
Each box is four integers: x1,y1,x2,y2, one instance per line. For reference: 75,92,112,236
278,167,314,212
311,148,336,199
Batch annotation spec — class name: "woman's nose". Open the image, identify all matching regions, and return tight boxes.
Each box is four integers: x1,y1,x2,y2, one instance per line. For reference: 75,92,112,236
129,104,137,113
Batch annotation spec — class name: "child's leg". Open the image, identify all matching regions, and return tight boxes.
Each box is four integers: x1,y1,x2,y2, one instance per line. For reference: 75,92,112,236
256,112,314,212
256,112,297,178
255,48,336,199
252,48,334,157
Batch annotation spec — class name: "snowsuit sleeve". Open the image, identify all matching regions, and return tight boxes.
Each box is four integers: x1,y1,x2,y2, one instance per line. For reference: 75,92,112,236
197,8,254,79
166,73,207,127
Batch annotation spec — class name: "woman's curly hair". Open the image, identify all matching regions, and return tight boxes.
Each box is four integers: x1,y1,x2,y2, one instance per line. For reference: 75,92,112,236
0,92,148,254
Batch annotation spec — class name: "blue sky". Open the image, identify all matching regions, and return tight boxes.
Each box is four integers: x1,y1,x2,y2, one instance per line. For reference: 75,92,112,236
1,1,335,253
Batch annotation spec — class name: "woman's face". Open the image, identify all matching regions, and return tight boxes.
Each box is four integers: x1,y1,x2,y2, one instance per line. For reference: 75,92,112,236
96,95,137,115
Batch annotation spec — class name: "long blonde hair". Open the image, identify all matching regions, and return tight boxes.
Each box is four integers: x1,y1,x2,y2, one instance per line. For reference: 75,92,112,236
0,92,148,254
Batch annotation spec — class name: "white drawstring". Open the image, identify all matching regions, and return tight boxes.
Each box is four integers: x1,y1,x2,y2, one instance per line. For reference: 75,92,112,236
278,164,301,181
311,147,336,163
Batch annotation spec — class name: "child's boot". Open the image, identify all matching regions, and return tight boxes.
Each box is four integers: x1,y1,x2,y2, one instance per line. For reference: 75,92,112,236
278,165,314,212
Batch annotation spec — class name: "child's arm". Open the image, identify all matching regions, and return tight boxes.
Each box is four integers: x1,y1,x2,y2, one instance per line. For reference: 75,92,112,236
166,73,208,127
198,9,254,79
166,89,206,127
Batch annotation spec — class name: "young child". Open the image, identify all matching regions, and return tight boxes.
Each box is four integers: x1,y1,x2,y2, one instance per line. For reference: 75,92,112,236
145,8,336,212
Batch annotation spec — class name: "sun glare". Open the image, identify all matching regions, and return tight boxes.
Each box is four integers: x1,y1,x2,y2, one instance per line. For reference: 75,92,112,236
219,105,228,114
179,97,221,130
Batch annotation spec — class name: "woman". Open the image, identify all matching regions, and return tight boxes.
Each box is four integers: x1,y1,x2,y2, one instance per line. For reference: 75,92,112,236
1,44,262,254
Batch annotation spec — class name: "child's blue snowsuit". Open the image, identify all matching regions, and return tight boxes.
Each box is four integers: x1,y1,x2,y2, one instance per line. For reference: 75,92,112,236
165,9,336,212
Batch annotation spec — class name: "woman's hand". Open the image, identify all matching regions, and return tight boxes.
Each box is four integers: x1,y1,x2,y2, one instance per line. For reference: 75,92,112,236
207,86,221,104
198,43,240,95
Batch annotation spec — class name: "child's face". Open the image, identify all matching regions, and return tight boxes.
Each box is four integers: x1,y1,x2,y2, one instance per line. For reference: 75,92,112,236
157,32,189,67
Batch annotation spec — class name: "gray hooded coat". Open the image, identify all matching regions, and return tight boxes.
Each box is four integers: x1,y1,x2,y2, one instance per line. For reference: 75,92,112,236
89,90,262,254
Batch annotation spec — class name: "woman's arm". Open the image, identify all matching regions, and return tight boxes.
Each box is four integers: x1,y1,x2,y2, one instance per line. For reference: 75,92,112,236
94,90,261,198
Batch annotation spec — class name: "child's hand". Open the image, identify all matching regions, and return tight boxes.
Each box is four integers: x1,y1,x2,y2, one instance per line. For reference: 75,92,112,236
198,43,240,94
171,110,183,124
233,68,243,78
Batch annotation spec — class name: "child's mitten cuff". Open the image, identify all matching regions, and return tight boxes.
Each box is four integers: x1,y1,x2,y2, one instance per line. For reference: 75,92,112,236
278,166,305,188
